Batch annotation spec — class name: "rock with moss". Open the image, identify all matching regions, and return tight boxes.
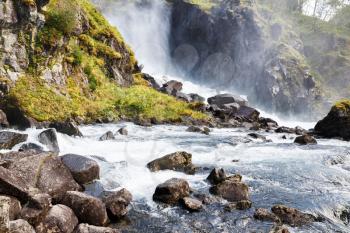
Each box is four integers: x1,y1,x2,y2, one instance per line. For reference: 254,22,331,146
314,99,350,140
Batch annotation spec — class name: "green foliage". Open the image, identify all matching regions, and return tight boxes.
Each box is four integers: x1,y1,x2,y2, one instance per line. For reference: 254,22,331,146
46,0,78,35
73,47,83,66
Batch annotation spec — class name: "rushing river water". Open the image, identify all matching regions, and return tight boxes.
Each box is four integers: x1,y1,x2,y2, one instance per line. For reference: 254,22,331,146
1,123,350,232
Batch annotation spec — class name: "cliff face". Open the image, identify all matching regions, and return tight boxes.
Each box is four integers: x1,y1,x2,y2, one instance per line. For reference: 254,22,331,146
169,0,324,119
0,0,206,126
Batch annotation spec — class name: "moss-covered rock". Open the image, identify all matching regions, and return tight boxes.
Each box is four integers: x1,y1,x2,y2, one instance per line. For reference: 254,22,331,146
314,99,350,140
0,0,208,126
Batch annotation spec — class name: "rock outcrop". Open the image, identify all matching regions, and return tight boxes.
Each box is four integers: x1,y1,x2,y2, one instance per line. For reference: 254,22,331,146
314,100,350,140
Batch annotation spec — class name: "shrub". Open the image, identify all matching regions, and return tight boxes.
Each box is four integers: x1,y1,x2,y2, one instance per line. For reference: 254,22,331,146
46,0,78,35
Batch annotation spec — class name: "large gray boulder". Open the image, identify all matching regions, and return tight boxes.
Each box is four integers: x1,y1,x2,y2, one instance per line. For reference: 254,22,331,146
61,154,100,185
18,143,44,153
8,153,81,198
153,178,190,205
101,188,132,219
49,121,83,137
0,150,39,168
147,151,196,175
208,94,247,108
59,191,108,226
74,224,120,233
36,204,78,233
38,129,59,153
0,131,28,150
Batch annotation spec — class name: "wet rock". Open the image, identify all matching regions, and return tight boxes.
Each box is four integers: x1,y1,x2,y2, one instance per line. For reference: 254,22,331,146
0,110,9,128
84,180,105,198
248,133,267,141
61,154,100,185
36,204,78,233
38,129,59,153
189,93,205,103
294,134,317,145
117,127,128,136
147,151,196,175
0,150,40,168
9,152,81,198
74,224,120,233
0,166,32,203
181,197,203,211
234,106,260,121
271,205,316,227
160,80,183,96
254,208,280,222
20,193,51,226
206,168,227,185
153,178,190,205
209,179,249,202
59,191,108,226
269,225,290,233
176,92,191,102
1,195,22,220
99,131,115,141
208,94,247,108
0,131,28,150
142,73,161,89
295,126,307,135
101,188,132,219
9,219,35,233
134,118,152,127
275,126,295,134
259,117,278,129
314,100,350,140
49,121,83,137
18,143,44,152
186,126,210,135
225,200,252,211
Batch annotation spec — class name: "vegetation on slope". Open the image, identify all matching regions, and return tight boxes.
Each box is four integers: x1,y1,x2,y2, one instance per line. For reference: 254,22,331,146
5,0,207,123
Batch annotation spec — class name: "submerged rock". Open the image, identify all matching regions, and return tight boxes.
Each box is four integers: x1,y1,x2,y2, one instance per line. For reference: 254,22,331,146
59,191,108,226
61,154,100,185
147,151,196,174
271,205,316,227
117,127,128,136
153,178,190,205
99,131,115,141
49,121,83,137
74,224,120,233
0,131,28,150
38,129,59,153
181,197,203,212
314,100,350,140
294,134,317,145
101,188,132,219
186,126,210,135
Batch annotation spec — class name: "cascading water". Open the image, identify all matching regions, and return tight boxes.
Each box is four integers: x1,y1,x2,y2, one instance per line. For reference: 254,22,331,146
1,1,349,232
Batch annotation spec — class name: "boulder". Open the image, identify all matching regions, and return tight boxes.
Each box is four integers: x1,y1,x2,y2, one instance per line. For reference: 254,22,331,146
181,197,203,211
18,143,44,152
271,205,316,227
275,126,295,134
176,92,191,102
186,126,210,135
208,94,247,107
147,151,196,175
294,134,317,145
49,121,83,137
206,168,227,185
209,179,249,202
259,117,278,129
0,196,10,232
2,195,21,220
0,131,28,150
58,191,108,226
0,110,9,128
234,106,260,121
142,73,161,89
8,153,81,198
117,127,128,136
225,200,252,211
99,131,115,141
189,93,205,103
20,193,51,226
0,166,32,203
295,126,307,135
38,129,59,153
160,80,183,96
74,224,119,233
254,208,280,222
314,100,350,140
0,150,39,168
9,219,35,233
36,204,78,233
61,154,100,185
101,188,132,219
153,178,190,205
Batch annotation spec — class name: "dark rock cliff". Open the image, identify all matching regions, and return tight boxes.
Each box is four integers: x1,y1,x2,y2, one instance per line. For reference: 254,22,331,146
169,0,324,119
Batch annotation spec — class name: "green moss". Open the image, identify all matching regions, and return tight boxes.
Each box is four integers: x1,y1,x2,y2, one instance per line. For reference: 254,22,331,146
334,99,350,113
